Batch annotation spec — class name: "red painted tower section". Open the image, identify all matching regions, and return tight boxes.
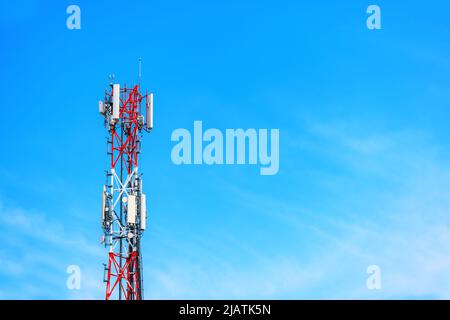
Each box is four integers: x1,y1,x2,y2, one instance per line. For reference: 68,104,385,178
99,82,153,300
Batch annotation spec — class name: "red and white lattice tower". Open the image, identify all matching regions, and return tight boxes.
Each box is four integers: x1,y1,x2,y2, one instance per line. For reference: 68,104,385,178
99,81,153,300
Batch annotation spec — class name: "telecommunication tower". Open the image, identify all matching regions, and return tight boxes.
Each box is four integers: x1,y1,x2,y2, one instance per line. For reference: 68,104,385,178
98,76,153,300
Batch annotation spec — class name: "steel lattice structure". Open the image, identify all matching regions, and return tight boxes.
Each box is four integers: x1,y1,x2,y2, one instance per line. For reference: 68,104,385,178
99,82,153,300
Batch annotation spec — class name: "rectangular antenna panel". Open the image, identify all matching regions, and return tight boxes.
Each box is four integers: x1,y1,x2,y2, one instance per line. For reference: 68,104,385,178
146,93,153,130
112,84,120,120
140,194,147,230
127,195,137,224
98,101,105,114
101,186,106,223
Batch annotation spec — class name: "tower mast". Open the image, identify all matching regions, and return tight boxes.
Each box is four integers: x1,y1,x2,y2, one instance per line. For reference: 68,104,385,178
99,76,153,300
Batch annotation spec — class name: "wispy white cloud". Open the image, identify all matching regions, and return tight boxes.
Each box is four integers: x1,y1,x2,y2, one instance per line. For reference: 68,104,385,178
283,120,450,298
0,200,103,299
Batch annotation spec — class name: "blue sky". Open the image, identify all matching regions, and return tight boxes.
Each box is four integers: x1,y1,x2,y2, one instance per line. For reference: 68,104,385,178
1,0,450,299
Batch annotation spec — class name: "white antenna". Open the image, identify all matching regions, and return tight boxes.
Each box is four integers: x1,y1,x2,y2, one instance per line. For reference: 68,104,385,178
108,74,115,85
138,58,142,86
